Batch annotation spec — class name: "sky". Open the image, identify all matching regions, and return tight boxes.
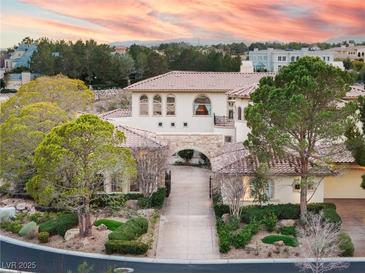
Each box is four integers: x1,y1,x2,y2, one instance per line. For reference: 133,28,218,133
1,0,365,48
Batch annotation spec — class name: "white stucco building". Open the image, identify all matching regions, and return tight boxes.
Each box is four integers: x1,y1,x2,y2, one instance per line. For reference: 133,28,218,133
101,65,365,203
248,48,336,72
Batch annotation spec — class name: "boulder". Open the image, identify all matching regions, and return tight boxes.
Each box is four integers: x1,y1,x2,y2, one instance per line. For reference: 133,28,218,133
277,219,296,228
64,228,79,241
222,213,230,224
275,240,284,247
126,199,139,210
96,224,108,231
0,207,16,223
18,222,37,239
16,203,26,211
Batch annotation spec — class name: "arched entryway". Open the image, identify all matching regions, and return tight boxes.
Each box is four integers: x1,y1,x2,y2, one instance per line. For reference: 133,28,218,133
156,149,219,259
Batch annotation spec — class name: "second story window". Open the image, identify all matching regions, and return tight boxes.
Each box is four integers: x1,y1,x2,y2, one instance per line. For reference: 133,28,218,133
166,94,175,116
139,95,149,116
153,95,162,116
193,95,211,115
237,106,242,120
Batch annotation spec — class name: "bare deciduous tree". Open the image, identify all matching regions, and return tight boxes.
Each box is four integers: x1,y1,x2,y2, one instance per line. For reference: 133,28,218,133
133,146,168,197
296,212,349,273
219,174,247,218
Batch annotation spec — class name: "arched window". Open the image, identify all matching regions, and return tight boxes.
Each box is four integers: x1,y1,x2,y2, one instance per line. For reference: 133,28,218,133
166,94,175,116
237,106,242,120
153,95,162,116
193,95,211,115
139,95,149,115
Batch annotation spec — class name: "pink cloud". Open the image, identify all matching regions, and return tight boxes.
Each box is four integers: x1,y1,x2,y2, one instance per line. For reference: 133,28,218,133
11,0,365,43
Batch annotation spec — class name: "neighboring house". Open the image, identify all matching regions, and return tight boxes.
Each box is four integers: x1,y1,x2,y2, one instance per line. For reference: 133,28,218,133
113,46,128,55
101,64,365,201
5,72,38,90
3,43,37,71
248,47,337,72
331,45,365,61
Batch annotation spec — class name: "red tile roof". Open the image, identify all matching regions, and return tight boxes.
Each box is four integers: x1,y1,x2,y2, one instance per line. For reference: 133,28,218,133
99,108,131,119
124,71,274,92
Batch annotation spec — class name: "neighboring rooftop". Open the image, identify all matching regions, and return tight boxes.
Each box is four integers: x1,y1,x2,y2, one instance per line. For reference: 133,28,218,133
99,108,131,119
345,84,365,99
124,71,274,92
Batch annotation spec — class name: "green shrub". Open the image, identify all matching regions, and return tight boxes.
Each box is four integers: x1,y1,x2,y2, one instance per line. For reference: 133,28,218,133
150,188,166,208
272,204,300,219
232,220,260,249
38,231,49,243
177,149,194,163
19,221,37,237
226,216,240,231
105,240,149,255
0,220,22,233
308,203,336,213
216,220,231,253
123,193,144,200
280,226,297,236
91,194,126,208
322,208,342,224
108,217,148,241
39,212,78,236
29,212,55,224
262,211,277,232
262,234,298,247
137,197,151,209
213,204,230,218
94,219,122,231
338,232,354,257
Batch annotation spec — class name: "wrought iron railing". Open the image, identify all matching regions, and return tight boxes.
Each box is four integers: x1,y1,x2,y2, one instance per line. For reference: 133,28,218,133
213,114,234,127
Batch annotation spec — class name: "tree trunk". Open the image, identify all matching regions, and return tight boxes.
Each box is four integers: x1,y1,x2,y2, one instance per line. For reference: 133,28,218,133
78,210,92,237
300,177,308,222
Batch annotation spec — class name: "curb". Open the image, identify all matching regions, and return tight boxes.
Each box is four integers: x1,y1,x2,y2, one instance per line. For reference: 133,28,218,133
1,235,365,265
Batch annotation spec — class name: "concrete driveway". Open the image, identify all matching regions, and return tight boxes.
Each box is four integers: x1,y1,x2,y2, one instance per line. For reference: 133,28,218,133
325,199,365,257
156,165,219,260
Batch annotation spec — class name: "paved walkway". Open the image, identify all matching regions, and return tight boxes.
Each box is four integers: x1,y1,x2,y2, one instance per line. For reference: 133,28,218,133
325,199,365,257
156,165,219,260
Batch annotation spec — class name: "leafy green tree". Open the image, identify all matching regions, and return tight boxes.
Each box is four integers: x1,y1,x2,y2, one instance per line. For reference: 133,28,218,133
0,102,68,192
178,149,194,163
249,164,270,205
27,115,136,236
244,57,353,220
345,96,365,166
0,75,94,122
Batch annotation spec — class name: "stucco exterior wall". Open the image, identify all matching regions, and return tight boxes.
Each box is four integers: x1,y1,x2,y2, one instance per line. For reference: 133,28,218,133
324,165,365,199
125,91,228,133
233,98,250,142
240,176,324,205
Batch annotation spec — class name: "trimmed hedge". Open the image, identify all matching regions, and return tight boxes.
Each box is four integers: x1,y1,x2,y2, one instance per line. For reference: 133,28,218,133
322,208,342,224
38,213,78,236
338,232,354,257
262,234,298,247
94,219,123,231
216,220,231,253
280,226,297,237
105,240,149,255
137,188,166,209
108,217,148,241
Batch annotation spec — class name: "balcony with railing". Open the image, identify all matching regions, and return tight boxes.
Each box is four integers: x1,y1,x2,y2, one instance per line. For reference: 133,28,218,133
213,114,234,128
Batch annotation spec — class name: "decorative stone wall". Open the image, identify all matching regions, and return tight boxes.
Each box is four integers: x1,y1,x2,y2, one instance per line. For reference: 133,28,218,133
156,133,225,159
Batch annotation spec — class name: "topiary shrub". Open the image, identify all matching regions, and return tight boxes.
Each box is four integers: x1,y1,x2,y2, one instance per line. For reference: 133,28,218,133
177,149,194,163
280,226,297,237
262,211,277,232
150,188,166,208
94,219,122,231
108,217,148,241
105,240,149,255
38,231,49,243
19,221,37,238
322,208,342,225
39,212,78,236
338,232,354,257
262,234,298,247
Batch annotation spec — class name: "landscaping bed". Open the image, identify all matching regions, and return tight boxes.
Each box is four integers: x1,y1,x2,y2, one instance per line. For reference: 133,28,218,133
0,190,164,257
213,194,353,259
